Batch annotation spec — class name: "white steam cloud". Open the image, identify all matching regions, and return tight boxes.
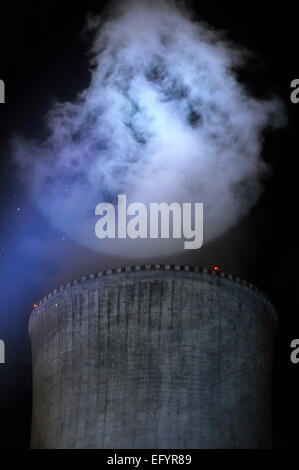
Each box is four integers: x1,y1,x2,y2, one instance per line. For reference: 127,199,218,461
14,0,284,258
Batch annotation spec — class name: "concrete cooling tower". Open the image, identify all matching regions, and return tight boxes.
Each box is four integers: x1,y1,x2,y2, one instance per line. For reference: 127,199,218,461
28,265,277,449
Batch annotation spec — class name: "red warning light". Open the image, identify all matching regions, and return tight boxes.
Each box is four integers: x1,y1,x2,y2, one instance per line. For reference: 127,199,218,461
213,266,220,272
33,304,38,308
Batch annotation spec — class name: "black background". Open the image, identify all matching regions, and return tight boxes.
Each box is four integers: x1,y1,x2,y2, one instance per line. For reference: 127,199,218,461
0,1,298,449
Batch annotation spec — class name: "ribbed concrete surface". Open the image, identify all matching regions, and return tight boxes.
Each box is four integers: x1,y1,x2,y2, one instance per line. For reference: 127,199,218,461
29,267,276,448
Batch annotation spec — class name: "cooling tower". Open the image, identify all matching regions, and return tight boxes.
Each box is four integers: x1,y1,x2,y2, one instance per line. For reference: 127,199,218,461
29,265,277,449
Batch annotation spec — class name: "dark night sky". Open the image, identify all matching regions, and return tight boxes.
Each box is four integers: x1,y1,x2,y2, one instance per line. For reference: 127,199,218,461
0,1,299,449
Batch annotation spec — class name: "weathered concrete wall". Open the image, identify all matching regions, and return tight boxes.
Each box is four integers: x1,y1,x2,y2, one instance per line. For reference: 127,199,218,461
29,266,277,449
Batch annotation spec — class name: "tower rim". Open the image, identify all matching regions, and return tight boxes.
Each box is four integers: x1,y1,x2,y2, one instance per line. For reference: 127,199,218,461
29,264,277,324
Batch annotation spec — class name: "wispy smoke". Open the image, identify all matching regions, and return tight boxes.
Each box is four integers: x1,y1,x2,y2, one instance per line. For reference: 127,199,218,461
13,0,284,258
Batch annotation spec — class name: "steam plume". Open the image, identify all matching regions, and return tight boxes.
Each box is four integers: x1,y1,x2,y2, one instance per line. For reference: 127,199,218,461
13,0,284,258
